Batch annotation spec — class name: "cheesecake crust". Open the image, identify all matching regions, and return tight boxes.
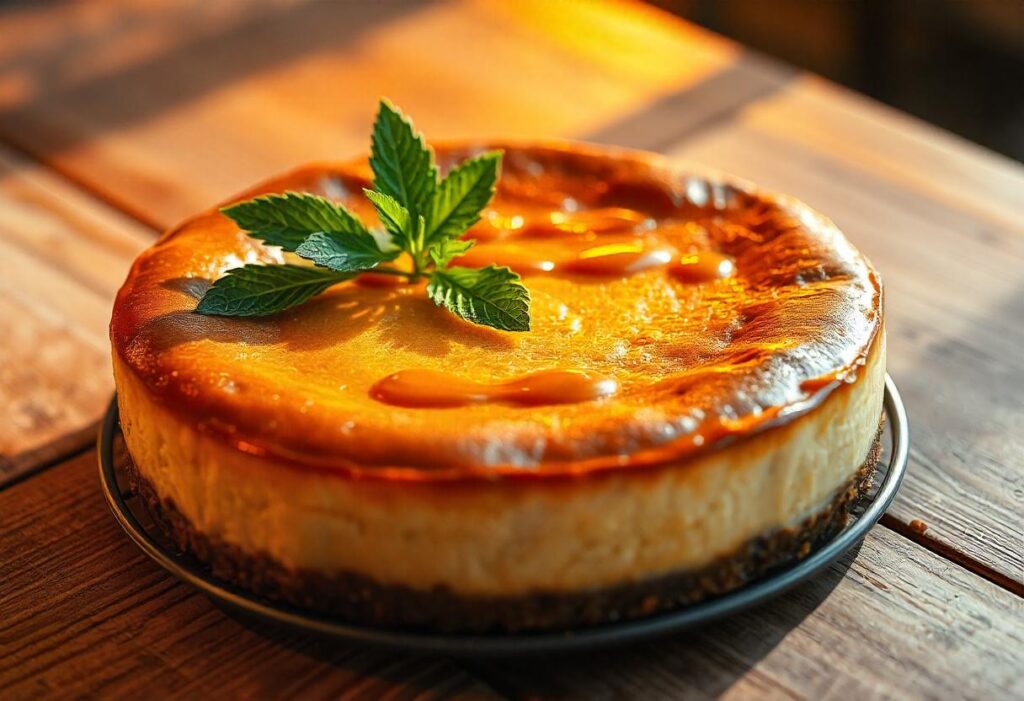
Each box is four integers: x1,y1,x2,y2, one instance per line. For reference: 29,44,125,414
123,422,883,633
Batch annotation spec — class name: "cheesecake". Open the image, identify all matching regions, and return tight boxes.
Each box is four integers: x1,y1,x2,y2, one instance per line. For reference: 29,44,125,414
110,142,884,632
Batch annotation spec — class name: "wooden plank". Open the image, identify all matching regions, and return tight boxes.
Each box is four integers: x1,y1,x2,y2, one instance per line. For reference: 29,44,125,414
665,76,1024,588
473,526,1024,700
0,451,502,701
0,149,151,486
0,0,782,229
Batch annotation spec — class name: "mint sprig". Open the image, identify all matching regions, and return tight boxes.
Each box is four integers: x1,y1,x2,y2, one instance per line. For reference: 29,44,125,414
195,99,530,331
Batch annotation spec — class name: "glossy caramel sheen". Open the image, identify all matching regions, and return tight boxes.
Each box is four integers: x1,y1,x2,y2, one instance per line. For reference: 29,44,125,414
371,369,618,408
110,143,882,479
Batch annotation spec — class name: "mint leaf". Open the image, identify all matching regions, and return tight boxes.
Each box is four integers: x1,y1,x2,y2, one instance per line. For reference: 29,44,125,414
295,230,398,272
363,189,411,248
427,265,530,332
221,192,369,252
195,264,349,317
415,214,426,253
370,99,437,223
429,238,475,268
426,151,501,245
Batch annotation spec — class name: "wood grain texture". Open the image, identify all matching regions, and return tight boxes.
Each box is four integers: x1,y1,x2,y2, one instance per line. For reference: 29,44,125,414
0,0,767,230
666,75,1024,588
0,451,501,701
0,149,151,486
473,525,1024,700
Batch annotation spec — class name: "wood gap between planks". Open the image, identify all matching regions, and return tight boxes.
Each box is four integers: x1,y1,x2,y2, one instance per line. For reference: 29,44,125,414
583,57,795,153
880,514,1024,598
0,136,165,233
0,440,95,494
645,82,779,154
0,125,1009,600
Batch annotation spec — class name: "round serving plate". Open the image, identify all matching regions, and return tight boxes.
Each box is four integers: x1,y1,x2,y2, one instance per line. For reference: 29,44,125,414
98,374,909,657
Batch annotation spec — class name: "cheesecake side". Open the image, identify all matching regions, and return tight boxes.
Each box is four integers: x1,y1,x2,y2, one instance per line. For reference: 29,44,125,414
114,332,884,619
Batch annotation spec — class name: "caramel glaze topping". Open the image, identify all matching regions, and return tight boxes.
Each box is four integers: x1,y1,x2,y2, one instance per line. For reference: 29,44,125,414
371,369,618,408
110,143,882,481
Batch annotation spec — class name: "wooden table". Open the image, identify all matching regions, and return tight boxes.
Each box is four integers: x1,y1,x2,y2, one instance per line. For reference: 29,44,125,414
1,1,1021,698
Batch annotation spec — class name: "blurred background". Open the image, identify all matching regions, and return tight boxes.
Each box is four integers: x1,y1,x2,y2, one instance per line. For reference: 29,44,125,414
654,0,1024,161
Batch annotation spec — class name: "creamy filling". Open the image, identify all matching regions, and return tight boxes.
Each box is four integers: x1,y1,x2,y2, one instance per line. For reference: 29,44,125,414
113,334,884,597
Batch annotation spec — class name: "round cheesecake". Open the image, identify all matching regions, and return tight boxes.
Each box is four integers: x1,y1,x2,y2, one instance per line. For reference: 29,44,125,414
110,142,884,632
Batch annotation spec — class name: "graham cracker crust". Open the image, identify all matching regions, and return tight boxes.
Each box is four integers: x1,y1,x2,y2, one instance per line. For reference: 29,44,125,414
122,421,883,633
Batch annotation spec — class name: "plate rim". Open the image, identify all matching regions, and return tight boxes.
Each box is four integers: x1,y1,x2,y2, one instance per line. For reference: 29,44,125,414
98,374,909,657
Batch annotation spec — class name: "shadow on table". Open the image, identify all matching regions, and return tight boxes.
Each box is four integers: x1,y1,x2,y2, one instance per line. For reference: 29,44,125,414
225,539,861,698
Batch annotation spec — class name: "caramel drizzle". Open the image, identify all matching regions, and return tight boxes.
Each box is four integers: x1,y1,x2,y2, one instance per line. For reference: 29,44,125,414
453,240,683,277
370,369,618,408
451,206,735,282
473,207,651,240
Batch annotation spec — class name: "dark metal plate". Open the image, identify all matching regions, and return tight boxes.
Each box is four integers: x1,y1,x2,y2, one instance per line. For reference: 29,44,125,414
98,375,909,656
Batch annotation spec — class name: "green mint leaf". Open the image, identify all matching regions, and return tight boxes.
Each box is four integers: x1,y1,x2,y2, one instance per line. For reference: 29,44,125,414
363,189,411,248
429,238,475,268
295,230,398,272
221,192,370,252
370,99,436,223
426,151,501,246
415,214,426,253
195,264,349,317
427,265,530,332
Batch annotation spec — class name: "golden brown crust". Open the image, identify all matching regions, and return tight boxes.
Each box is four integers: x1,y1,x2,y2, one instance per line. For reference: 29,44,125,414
123,420,883,633
109,142,882,481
